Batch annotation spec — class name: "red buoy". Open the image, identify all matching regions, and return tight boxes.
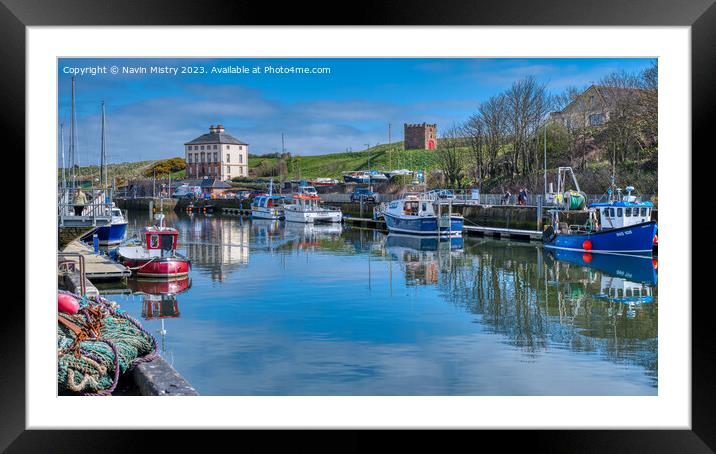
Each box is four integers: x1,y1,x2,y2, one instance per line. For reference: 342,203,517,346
58,293,79,315
582,252,593,263
653,258,658,270
653,234,658,245
582,239,592,251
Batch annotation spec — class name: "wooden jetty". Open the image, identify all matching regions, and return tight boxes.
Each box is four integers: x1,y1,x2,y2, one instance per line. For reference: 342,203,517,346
462,225,543,241
61,241,131,280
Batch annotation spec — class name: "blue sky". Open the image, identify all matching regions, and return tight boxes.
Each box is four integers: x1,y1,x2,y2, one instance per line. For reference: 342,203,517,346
57,57,655,164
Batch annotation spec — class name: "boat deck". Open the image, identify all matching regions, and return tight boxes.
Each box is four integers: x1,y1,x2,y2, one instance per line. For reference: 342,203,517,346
61,241,131,279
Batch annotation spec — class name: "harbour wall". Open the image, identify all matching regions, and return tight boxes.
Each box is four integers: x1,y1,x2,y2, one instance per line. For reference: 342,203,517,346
170,198,658,231
115,197,178,212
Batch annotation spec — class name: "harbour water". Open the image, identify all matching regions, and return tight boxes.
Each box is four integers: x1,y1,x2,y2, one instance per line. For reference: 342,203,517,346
110,211,657,395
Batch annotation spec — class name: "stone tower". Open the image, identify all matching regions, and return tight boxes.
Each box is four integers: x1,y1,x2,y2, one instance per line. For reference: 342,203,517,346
404,123,437,150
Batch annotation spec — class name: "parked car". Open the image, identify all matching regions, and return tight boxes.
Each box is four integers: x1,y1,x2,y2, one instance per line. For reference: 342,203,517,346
350,187,377,203
235,191,250,200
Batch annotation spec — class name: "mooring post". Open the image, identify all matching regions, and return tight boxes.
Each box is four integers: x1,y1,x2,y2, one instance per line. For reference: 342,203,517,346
149,199,154,217
537,195,543,231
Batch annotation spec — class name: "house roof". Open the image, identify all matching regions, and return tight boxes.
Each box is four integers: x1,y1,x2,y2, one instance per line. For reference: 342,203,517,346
554,84,645,115
185,131,248,146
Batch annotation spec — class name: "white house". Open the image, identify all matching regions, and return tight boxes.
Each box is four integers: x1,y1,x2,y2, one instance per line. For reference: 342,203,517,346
184,125,249,181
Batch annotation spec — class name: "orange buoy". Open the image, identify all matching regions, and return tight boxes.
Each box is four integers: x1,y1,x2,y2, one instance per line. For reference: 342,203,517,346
58,293,79,314
582,252,593,263
652,258,658,270
582,239,592,251
653,234,658,245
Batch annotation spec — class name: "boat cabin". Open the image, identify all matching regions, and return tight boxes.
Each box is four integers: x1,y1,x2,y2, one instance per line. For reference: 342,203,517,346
291,193,322,210
252,195,285,209
589,201,653,230
387,194,436,217
142,226,179,258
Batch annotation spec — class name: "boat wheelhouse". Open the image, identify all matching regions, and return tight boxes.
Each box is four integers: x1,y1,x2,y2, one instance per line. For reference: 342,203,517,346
381,193,463,236
117,214,190,278
284,193,342,224
543,186,657,256
251,195,286,220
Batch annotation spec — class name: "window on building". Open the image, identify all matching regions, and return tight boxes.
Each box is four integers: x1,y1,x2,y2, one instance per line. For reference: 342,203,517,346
226,154,230,163
214,152,218,162
589,113,605,126
200,145,205,150
213,144,217,150
239,154,243,164
226,165,230,174
226,145,230,149
201,152,205,162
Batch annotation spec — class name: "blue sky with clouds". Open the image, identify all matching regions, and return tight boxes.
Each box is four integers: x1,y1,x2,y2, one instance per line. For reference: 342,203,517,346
57,57,655,164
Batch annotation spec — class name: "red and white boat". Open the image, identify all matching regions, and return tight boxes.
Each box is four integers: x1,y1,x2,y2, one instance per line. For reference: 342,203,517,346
117,214,190,279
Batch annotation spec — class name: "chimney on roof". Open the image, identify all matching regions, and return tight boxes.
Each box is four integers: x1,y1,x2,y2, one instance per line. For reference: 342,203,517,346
209,125,216,133
216,124,225,134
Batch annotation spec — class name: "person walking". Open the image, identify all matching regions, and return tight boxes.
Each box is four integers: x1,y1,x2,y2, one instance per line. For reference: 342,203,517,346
518,188,527,205
73,189,87,216
502,190,511,205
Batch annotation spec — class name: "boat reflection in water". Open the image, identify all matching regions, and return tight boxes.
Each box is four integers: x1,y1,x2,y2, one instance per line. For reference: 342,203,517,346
283,222,343,250
127,277,191,353
546,248,657,286
384,234,463,286
545,249,657,321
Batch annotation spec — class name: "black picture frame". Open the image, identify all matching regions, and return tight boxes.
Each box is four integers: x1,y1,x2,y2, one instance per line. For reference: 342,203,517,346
6,0,712,450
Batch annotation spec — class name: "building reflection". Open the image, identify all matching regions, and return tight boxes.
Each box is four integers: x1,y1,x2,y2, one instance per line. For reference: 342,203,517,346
179,215,250,282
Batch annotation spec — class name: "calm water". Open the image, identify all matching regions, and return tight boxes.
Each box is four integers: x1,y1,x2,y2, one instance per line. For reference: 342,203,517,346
109,211,658,395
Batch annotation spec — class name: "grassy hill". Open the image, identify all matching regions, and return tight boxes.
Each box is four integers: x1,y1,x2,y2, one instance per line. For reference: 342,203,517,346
58,159,186,185
249,141,446,180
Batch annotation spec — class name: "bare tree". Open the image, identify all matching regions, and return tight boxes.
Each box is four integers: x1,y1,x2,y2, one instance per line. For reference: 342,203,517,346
436,124,465,188
463,114,485,185
478,93,509,179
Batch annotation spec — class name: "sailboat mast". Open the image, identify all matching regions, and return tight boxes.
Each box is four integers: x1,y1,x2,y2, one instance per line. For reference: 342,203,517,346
101,101,107,189
59,122,66,190
70,76,76,188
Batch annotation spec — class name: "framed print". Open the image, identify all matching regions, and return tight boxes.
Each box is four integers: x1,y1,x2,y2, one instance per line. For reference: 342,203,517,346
5,0,713,450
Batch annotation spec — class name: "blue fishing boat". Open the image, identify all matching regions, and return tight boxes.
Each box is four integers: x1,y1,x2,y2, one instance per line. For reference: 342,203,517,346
82,205,128,245
543,186,657,257
381,193,463,236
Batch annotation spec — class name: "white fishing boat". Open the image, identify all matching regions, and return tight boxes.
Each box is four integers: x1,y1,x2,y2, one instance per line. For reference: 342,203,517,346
250,179,285,220
380,192,463,236
284,192,342,223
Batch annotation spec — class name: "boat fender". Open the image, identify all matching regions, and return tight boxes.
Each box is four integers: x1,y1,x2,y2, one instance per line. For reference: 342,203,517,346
582,240,592,251
58,293,80,315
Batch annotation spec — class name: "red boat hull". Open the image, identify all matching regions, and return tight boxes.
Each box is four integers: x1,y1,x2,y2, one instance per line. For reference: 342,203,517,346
122,257,191,278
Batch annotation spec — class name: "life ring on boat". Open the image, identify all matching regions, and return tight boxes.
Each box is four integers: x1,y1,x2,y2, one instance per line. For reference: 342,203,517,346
543,225,556,243
58,292,79,315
